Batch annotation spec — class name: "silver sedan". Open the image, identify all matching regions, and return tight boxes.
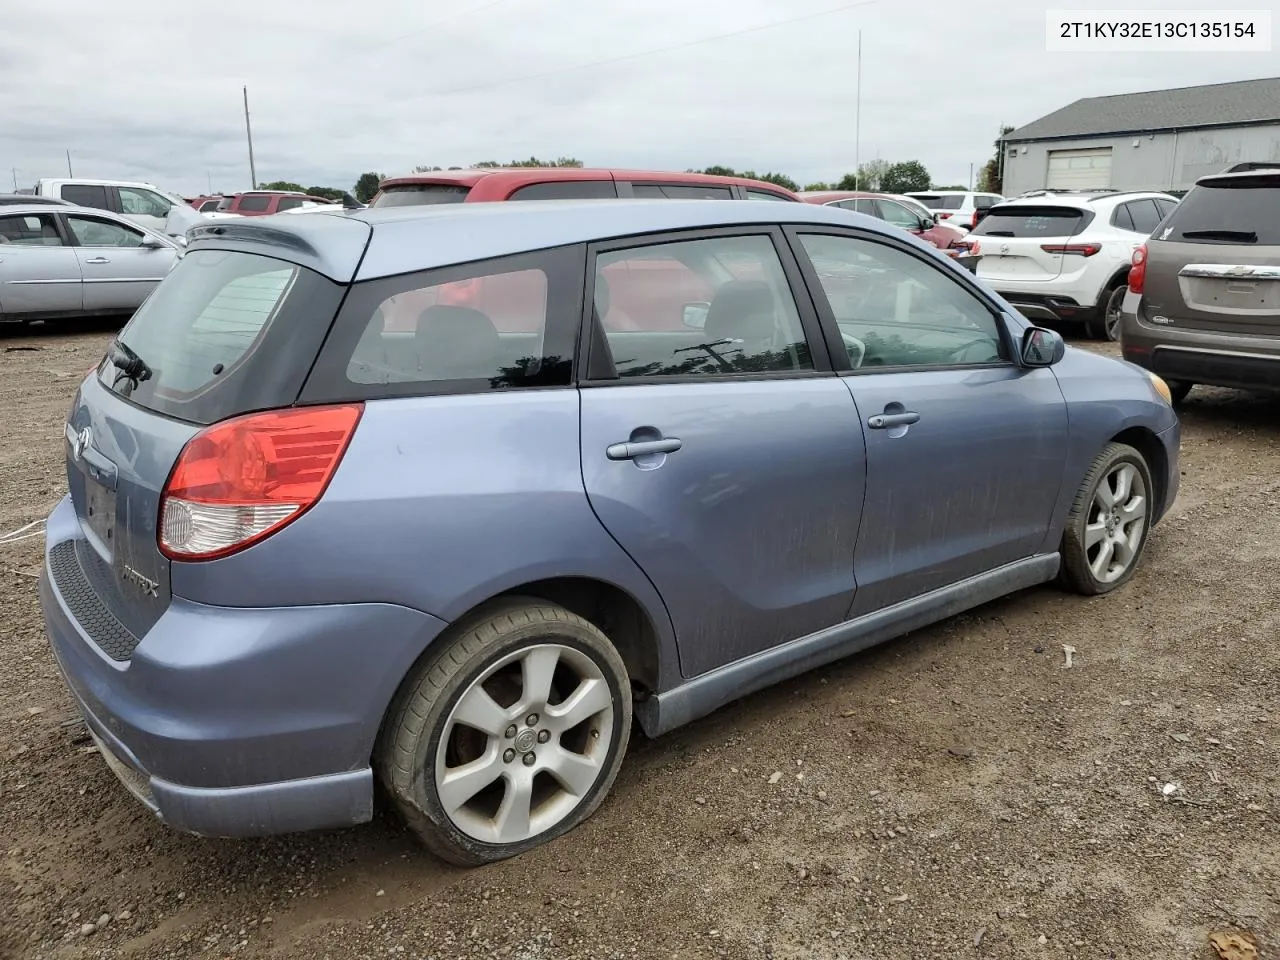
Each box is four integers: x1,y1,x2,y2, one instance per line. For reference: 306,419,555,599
0,204,182,326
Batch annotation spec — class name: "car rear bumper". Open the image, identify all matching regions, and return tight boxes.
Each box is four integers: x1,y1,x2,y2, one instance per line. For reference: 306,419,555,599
1120,301,1280,392
980,283,1100,325
39,495,450,838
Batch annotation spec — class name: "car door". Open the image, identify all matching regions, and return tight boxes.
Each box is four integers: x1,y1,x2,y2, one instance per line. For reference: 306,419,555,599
64,213,173,313
0,212,83,317
787,227,1069,616
115,186,174,232
578,228,865,678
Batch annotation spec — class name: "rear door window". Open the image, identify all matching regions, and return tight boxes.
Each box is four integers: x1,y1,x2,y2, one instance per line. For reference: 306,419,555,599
370,184,472,207
1159,177,1280,244
66,215,145,247
971,206,1093,238
100,249,345,424
303,245,584,401
746,189,793,202
276,197,306,211
1115,199,1160,235
630,183,734,200
508,180,617,200
0,213,65,245
60,184,110,209
236,195,272,212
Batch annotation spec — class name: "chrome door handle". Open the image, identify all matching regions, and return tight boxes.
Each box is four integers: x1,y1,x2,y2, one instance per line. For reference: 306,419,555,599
867,412,920,429
84,257,111,264
606,438,682,460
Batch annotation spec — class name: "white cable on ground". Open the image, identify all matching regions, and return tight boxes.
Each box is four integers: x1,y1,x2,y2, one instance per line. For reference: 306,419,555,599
1,518,46,544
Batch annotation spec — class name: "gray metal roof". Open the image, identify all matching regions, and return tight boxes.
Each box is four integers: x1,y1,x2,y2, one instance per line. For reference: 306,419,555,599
188,199,899,283
1006,76,1280,142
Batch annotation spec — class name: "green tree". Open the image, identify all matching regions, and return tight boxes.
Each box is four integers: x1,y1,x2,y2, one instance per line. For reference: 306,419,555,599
880,160,931,193
354,172,384,203
413,165,444,172
979,125,1016,193
473,157,584,169
755,171,799,191
854,159,890,191
257,180,307,192
305,185,346,202
835,172,859,190
695,167,798,191
804,182,832,191
933,183,968,191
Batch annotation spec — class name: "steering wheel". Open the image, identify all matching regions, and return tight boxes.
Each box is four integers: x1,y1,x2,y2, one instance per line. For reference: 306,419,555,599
841,332,866,369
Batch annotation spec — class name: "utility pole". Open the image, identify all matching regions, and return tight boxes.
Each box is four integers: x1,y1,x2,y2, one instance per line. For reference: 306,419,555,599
969,162,974,191
11,168,17,191
243,86,258,190
853,30,862,190
66,150,73,177
996,121,1005,192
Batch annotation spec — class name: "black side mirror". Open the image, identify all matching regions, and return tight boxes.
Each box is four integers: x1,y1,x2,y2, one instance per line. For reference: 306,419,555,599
919,216,935,230
1021,325,1065,366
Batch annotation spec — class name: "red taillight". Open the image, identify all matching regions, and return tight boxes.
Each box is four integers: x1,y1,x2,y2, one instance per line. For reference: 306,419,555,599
1128,243,1148,294
1040,243,1102,257
159,404,363,561
939,212,952,219
971,210,980,229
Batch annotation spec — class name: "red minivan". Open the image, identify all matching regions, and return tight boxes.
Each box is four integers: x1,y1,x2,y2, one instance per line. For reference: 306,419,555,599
371,168,801,332
369,167,800,206
215,191,339,216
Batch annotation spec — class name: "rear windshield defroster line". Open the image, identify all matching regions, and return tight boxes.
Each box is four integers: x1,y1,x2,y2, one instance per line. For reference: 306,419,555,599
99,249,346,425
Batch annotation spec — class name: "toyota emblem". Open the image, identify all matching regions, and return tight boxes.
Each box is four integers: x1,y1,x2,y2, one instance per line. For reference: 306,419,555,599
71,426,91,462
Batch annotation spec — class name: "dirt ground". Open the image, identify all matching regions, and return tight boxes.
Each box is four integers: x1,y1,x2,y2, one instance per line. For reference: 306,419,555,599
1,320,1277,960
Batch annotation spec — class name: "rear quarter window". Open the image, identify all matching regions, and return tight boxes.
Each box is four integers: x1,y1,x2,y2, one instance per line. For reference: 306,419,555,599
101,249,345,424
236,195,272,212
971,206,1093,237
302,245,585,402
60,184,110,209
1160,178,1280,244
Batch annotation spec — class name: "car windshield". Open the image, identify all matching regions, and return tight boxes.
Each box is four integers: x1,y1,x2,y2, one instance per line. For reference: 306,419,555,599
970,206,1090,238
371,184,472,207
1159,177,1280,245
100,249,345,424
909,194,965,210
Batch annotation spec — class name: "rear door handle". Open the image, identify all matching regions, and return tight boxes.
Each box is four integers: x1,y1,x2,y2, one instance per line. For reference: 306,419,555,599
84,257,111,264
867,411,920,429
606,438,682,460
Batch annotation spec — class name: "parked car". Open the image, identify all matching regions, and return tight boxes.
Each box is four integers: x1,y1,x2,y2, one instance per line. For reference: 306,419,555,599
368,167,800,206
42,199,1178,866
904,190,1005,231
32,178,205,238
0,204,182,325
187,195,227,214
963,190,1180,340
799,190,967,250
214,191,341,216
0,194,70,207
1119,165,1280,403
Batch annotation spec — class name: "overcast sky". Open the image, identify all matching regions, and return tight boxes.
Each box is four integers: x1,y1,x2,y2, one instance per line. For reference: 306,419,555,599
1,0,1274,196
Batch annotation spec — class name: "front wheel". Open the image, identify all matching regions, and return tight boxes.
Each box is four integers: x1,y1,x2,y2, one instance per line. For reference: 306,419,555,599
1058,442,1154,595
376,599,632,865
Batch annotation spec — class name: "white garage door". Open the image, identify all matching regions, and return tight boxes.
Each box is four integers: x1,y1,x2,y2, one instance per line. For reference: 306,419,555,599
1045,148,1113,190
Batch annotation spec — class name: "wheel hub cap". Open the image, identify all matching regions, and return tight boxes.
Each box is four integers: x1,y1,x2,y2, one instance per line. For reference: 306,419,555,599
513,728,538,753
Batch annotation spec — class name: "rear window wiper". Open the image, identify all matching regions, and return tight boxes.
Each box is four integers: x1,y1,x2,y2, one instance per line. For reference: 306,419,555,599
982,230,1015,236
1179,229,1259,242
108,340,153,384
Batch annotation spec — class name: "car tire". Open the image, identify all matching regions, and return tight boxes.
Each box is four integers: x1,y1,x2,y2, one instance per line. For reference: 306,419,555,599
1167,379,1193,406
376,598,632,866
1058,442,1154,596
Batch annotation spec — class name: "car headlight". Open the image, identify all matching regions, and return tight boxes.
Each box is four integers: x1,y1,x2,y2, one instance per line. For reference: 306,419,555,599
1148,372,1172,405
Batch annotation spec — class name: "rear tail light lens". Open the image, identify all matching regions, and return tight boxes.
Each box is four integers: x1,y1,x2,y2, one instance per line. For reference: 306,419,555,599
971,210,980,229
1128,244,1148,294
1040,243,1102,257
159,404,363,561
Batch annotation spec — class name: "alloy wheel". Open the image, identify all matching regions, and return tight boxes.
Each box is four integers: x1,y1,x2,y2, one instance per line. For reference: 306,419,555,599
1085,462,1147,583
434,643,615,844
1104,286,1125,341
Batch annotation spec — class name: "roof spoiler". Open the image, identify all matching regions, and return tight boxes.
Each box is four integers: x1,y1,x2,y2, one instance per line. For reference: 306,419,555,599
1222,162,1280,173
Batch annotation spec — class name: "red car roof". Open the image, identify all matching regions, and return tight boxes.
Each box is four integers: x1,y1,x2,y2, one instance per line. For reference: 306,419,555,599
379,168,798,195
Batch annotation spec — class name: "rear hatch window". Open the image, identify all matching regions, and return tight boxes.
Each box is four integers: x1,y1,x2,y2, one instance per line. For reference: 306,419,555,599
99,249,345,424
1158,176,1280,245
971,206,1093,238
908,194,964,210
370,184,472,207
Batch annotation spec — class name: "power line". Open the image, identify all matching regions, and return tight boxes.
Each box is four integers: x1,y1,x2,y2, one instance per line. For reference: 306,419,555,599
366,0,524,50
405,0,886,102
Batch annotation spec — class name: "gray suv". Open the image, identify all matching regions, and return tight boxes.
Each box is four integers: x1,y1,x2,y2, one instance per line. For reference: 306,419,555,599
1120,164,1280,403
40,200,1180,865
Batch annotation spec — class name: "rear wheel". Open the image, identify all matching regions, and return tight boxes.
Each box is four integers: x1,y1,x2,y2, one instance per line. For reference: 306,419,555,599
1100,284,1126,342
376,599,631,865
1059,442,1154,595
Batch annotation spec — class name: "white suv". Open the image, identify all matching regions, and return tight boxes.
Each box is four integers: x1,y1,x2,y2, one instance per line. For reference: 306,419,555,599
965,190,1179,340
32,178,205,238
903,190,1005,232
